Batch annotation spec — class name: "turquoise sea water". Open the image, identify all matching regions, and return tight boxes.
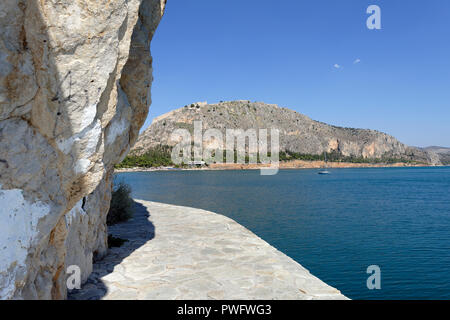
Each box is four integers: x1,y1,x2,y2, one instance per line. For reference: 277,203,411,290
115,167,450,299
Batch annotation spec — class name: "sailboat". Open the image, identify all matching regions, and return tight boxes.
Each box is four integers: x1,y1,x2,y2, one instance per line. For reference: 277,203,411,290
318,152,330,175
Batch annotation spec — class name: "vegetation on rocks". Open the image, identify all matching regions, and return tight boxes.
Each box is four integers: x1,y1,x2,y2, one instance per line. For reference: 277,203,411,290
115,145,422,168
115,145,175,168
279,150,422,164
107,182,134,226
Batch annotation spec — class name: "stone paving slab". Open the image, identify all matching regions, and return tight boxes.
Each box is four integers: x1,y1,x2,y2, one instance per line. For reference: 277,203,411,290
69,200,348,300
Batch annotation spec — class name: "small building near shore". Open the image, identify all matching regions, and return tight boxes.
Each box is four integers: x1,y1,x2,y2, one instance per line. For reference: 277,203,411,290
187,160,206,168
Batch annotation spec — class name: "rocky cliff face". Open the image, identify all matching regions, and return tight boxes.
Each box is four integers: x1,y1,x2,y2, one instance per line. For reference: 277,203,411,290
0,0,165,299
134,101,440,164
423,146,450,165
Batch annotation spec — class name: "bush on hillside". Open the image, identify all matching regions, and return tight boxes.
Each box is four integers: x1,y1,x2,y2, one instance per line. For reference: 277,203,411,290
107,182,134,226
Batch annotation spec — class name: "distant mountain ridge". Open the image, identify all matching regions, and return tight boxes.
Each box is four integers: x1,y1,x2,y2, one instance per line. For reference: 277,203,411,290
133,100,442,165
423,146,450,153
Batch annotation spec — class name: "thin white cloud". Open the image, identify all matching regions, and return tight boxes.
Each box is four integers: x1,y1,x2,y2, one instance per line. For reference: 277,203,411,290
333,64,341,69
353,58,361,64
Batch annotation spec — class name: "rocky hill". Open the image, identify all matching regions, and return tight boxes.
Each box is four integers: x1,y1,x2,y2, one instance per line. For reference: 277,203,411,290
133,101,441,165
423,146,450,165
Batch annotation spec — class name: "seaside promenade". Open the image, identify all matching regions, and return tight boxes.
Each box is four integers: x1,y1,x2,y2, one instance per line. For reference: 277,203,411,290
69,200,347,300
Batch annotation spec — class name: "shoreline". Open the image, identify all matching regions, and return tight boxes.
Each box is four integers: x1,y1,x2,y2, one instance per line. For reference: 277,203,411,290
114,160,445,173
69,200,348,300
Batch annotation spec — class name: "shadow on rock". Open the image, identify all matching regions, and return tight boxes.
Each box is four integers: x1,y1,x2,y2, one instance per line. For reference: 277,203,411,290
68,201,154,300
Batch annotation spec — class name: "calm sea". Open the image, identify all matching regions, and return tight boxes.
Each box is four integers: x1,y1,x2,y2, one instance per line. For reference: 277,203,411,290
115,167,450,299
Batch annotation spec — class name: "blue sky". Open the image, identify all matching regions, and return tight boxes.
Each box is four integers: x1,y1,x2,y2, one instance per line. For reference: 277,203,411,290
145,0,450,147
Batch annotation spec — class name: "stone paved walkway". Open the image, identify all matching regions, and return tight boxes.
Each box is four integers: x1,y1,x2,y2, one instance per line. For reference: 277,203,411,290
69,200,347,300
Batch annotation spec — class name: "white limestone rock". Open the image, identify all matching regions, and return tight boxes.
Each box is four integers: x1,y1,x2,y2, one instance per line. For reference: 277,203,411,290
0,0,166,299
